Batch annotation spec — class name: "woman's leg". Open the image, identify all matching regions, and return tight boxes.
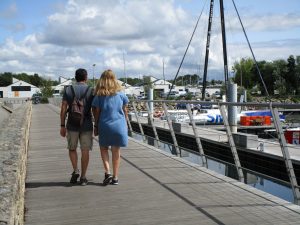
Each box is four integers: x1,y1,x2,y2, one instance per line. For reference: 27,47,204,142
111,146,121,179
100,146,110,174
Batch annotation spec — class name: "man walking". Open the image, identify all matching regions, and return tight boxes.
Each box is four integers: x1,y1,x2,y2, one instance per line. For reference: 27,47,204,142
60,68,94,185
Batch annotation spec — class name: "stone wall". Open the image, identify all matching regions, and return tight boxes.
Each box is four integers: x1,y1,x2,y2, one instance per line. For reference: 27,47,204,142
0,102,32,225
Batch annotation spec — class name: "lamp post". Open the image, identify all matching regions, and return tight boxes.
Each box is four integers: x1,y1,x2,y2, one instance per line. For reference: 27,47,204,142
92,64,96,88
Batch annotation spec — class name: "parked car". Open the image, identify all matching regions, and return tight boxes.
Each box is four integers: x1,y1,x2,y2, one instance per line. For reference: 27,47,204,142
32,93,42,104
176,103,187,109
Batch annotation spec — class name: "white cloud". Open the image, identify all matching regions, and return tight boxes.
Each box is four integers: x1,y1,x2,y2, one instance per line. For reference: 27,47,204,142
226,12,300,33
128,42,154,53
0,0,299,81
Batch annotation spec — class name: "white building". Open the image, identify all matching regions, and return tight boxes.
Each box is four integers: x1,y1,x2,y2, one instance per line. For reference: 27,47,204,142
150,77,172,94
117,80,143,97
0,78,40,98
52,76,73,96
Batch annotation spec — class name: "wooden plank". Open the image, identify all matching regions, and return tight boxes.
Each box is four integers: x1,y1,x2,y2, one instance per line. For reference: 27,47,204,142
25,104,300,225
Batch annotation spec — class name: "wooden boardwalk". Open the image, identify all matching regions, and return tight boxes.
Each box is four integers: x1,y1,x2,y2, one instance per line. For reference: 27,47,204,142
25,104,300,225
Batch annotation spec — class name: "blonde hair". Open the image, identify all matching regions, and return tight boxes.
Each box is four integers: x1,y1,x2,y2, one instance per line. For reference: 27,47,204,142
94,69,122,96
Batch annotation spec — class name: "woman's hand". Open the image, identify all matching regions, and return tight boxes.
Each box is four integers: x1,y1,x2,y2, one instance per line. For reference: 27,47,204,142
94,126,98,136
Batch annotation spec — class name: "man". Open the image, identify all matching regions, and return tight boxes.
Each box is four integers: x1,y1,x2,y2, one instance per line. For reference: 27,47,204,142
60,68,94,185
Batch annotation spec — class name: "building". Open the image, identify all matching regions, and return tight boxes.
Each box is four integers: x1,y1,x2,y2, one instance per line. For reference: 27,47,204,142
52,76,73,96
117,80,143,97
0,78,40,98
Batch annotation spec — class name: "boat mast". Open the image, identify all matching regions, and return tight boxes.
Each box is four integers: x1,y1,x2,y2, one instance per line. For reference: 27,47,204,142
219,0,229,96
202,0,214,100
202,0,229,100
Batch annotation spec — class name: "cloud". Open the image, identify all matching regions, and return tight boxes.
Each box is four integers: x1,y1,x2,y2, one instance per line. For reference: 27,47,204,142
0,3,17,19
226,12,300,33
39,0,190,47
5,22,26,33
0,0,300,81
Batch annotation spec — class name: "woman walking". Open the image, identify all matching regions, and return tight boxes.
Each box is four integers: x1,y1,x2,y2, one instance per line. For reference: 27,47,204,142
92,69,129,185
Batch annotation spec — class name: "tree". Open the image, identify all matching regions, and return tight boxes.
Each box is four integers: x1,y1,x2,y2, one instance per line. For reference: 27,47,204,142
30,73,43,87
296,56,300,94
119,77,142,86
273,59,288,95
254,61,275,95
286,55,297,94
232,58,255,89
40,79,54,97
0,72,13,86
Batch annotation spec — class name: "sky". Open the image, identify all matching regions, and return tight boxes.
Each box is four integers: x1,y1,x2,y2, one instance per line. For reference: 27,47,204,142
0,0,300,81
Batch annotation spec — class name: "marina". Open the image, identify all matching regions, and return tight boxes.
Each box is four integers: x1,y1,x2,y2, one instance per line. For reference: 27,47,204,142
1,0,300,224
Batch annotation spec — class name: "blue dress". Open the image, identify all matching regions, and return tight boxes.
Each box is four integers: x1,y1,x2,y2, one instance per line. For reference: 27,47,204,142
92,92,129,147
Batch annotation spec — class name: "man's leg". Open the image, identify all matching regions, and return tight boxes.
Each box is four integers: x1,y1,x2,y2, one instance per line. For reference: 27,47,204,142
67,131,80,183
81,149,89,178
69,149,78,171
78,131,92,185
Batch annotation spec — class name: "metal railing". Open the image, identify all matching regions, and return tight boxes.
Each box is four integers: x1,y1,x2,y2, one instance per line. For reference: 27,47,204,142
128,99,300,204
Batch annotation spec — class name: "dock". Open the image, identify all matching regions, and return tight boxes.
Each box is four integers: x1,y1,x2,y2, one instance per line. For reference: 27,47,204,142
25,104,300,225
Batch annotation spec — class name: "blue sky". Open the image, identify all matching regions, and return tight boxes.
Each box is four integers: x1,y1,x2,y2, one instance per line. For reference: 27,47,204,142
0,0,300,81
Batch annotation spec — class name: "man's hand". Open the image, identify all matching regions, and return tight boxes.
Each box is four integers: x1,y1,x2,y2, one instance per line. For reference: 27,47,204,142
60,127,67,137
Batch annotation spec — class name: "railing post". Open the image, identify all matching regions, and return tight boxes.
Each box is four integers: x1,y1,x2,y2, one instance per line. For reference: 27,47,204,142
162,103,180,156
186,103,207,167
132,102,146,143
125,108,134,137
270,103,300,205
220,105,244,182
145,102,161,148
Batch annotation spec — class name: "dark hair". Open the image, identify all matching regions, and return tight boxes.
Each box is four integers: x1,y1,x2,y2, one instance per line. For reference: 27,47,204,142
75,68,87,82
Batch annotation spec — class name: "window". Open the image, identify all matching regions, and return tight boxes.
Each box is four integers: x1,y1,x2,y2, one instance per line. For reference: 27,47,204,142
11,86,31,91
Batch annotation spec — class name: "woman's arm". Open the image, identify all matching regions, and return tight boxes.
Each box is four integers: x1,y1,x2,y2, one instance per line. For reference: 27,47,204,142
123,105,128,119
92,106,100,136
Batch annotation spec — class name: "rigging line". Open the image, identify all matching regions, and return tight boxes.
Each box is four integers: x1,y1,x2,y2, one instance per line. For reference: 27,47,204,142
167,0,208,99
224,5,244,86
231,0,270,97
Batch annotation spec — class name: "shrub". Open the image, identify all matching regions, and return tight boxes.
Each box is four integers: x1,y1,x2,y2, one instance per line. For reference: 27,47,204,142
40,97,49,104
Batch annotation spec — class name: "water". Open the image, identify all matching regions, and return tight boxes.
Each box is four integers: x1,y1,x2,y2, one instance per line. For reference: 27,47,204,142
131,133,294,203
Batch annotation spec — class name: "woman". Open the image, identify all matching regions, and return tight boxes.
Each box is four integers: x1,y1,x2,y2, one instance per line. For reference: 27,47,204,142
92,69,129,185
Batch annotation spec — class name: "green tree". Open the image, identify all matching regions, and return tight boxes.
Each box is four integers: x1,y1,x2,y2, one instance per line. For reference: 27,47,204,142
40,79,54,97
296,56,300,94
273,59,288,95
232,58,255,89
0,72,13,86
285,55,296,94
119,77,142,86
253,61,275,95
29,73,43,87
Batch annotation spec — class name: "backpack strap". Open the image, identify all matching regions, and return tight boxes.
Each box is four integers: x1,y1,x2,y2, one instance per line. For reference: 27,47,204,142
68,85,90,112
80,86,90,100
70,85,90,100
70,85,76,99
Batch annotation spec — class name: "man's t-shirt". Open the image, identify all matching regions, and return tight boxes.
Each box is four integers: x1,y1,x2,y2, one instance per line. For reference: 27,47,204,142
63,83,94,132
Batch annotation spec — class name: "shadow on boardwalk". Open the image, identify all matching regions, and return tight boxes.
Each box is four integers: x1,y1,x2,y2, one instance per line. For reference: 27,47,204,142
25,104,300,225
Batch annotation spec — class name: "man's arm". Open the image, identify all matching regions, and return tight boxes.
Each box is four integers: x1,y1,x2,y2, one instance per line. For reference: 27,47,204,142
60,100,68,137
